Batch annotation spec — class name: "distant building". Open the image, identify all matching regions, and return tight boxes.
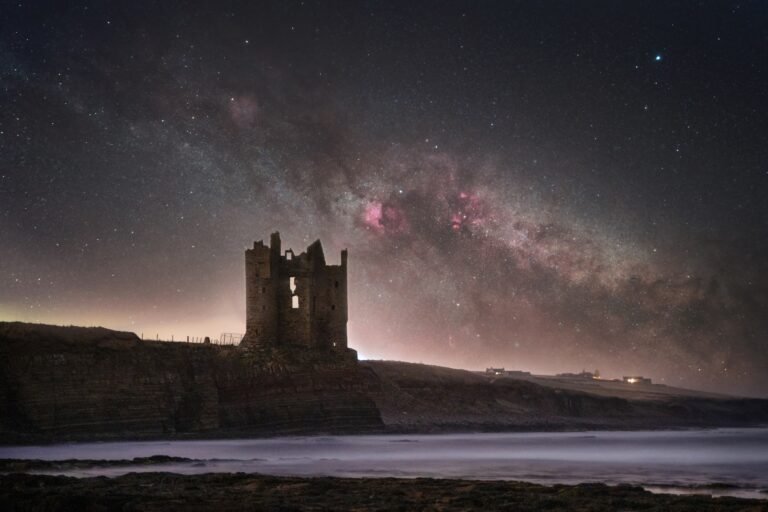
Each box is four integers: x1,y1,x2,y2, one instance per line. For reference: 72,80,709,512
623,376,652,385
482,368,531,378
557,370,597,380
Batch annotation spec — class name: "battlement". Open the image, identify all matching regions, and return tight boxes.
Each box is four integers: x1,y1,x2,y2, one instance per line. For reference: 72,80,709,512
241,232,348,351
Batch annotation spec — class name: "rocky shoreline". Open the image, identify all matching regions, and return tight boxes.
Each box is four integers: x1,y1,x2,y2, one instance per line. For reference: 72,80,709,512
1,471,766,511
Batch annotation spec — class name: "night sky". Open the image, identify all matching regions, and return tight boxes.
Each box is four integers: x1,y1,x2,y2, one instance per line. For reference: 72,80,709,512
2,1,767,396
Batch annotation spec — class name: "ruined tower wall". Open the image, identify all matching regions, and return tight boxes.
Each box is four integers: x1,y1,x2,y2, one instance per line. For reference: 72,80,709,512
242,232,348,351
279,256,313,347
244,239,279,345
310,264,347,350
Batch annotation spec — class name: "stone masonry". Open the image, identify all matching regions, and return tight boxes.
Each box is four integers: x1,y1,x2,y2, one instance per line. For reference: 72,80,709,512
242,232,348,351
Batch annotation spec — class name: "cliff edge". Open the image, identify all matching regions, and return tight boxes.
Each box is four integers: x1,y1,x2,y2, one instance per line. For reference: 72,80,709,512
0,322,383,443
1,322,767,443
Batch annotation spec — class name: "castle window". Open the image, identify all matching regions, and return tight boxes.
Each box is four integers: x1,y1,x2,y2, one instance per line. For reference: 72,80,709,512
335,280,339,288
331,305,335,310
292,296,300,309
262,305,266,311
289,277,297,293
261,287,266,294
285,250,293,261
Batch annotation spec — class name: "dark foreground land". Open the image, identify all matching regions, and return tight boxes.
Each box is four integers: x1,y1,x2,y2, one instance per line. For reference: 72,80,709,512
1,472,766,512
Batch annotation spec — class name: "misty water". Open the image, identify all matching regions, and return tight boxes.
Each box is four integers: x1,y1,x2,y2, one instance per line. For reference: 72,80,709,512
2,428,767,499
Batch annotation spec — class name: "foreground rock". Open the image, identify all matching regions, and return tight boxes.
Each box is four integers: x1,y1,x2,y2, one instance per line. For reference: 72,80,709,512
1,472,765,511
0,456,193,472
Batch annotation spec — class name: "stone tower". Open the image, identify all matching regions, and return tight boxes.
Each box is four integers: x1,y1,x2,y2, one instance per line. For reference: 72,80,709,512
242,232,348,351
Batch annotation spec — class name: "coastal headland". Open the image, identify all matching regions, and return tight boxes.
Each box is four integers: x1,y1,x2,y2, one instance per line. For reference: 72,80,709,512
1,321,767,444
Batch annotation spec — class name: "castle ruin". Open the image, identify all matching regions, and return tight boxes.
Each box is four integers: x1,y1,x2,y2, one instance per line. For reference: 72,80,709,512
241,232,348,351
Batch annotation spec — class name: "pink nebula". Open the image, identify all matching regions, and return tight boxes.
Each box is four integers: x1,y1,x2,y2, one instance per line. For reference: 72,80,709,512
362,200,409,235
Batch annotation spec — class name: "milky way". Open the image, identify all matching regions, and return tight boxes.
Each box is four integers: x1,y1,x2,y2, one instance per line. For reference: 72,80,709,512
1,2,767,396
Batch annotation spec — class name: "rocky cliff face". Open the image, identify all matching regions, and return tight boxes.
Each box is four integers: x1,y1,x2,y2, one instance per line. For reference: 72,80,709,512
362,360,768,432
1,322,766,443
0,322,383,443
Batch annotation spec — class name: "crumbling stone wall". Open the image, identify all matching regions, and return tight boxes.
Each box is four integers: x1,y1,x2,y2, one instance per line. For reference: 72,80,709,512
243,232,348,351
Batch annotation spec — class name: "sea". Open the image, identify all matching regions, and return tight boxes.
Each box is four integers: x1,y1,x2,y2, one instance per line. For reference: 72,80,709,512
2,428,767,499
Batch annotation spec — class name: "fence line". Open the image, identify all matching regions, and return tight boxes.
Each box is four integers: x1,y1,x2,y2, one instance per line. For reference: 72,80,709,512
139,332,244,346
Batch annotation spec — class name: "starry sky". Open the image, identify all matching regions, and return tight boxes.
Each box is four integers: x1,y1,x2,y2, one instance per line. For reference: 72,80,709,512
1,1,767,396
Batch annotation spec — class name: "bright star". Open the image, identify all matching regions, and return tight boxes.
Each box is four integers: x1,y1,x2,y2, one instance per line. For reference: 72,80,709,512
654,54,662,61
